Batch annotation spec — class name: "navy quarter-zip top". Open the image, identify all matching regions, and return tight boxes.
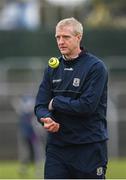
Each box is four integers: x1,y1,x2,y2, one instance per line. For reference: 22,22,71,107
34,50,108,146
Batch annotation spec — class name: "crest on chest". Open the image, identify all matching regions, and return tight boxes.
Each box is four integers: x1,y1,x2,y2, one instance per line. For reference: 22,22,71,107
73,78,80,87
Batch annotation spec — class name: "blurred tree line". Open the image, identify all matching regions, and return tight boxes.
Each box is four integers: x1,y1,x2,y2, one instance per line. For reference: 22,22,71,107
39,0,126,29
85,0,126,28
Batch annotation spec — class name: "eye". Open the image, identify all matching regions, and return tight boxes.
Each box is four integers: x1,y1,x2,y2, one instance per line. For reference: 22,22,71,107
56,36,60,40
63,35,70,39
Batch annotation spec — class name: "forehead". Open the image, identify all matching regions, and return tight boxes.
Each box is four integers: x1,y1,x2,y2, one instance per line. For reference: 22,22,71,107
55,25,74,36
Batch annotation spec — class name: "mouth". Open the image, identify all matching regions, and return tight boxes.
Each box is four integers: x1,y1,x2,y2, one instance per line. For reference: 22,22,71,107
59,47,67,51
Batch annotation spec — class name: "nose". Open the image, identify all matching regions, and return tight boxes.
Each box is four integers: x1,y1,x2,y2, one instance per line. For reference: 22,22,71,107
58,37,64,45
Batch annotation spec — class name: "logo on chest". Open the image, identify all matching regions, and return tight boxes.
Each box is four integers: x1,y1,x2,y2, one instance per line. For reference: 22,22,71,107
52,79,62,83
73,78,80,87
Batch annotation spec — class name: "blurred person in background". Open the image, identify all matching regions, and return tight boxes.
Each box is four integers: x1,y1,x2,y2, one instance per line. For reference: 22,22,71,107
12,95,46,178
34,17,108,179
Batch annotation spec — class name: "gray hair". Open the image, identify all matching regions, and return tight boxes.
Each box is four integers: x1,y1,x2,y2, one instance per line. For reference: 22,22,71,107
56,17,83,36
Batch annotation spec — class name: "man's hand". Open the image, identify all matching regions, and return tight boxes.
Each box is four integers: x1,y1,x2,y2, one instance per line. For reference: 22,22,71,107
40,117,60,133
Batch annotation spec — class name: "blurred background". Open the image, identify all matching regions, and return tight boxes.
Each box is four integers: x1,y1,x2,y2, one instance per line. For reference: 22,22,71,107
0,0,126,178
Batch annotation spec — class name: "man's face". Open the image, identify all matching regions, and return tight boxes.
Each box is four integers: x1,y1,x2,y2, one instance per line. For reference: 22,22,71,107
55,25,81,57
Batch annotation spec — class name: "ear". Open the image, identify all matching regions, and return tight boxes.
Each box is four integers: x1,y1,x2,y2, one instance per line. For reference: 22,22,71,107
76,34,82,42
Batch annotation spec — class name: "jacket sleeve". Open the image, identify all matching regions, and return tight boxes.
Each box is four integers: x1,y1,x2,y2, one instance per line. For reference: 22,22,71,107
34,67,52,123
52,62,108,116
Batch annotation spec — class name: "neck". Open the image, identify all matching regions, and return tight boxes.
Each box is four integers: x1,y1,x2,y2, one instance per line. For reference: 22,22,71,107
64,49,82,60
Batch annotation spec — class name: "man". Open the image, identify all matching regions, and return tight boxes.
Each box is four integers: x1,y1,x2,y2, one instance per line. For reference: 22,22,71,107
34,17,108,179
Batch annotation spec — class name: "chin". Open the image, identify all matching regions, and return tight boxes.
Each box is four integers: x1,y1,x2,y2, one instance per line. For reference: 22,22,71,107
60,51,68,56
59,49,67,54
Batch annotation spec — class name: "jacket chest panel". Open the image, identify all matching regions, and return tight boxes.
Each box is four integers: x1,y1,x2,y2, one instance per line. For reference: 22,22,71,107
51,64,87,95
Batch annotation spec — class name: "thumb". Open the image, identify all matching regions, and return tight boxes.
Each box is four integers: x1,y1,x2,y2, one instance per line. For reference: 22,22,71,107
40,117,52,124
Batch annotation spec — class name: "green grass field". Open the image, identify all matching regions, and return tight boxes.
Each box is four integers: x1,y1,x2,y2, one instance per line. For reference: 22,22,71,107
0,158,126,179
0,161,44,179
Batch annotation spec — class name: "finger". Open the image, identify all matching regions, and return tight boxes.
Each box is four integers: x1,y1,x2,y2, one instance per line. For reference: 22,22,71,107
54,123,60,132
48,123,60,133
44,121,55,129
48,124,57,132
41,118,52,124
